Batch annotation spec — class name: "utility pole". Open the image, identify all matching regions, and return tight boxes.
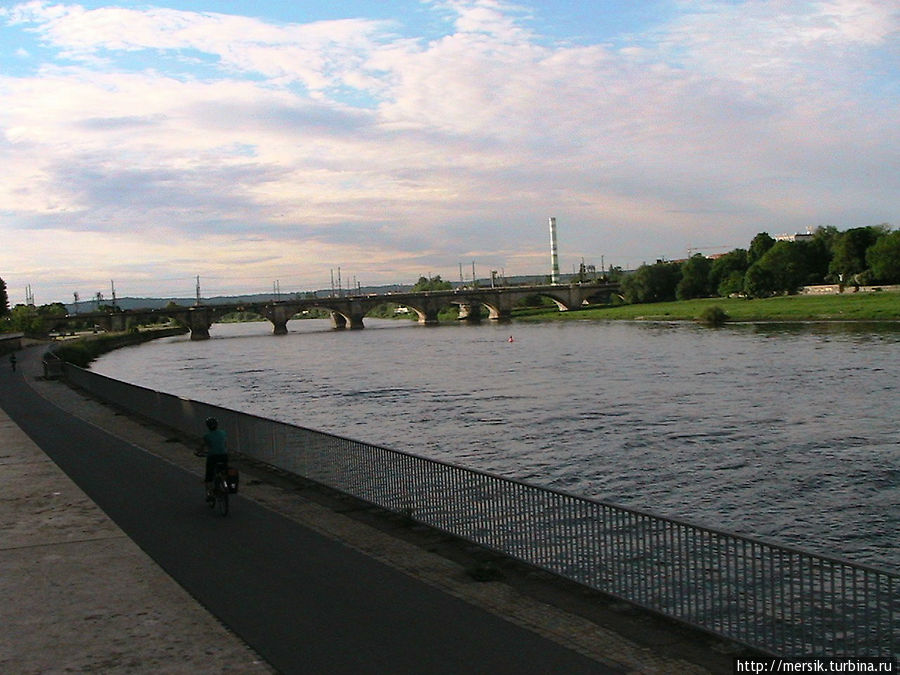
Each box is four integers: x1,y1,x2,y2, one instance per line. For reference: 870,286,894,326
195,276,201,306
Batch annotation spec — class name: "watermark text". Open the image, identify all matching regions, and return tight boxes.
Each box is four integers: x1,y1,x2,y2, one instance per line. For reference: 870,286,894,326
734,657,895,674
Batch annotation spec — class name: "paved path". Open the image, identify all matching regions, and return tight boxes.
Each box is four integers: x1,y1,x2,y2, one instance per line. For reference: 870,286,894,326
1,348,638,674
0,357,270,673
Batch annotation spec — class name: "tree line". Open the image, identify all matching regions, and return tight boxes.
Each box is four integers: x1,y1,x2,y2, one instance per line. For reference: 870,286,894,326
619,224,899,305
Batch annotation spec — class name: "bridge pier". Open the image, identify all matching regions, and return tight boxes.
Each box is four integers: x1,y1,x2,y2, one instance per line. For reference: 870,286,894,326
330,312,364,330
457,303,482,324
488,308,512,322
404,296,447,325
331,312,346,330
329,299,366,330
264,304,298,335
107,314,127,332
416,310,440,325
186,308,212,340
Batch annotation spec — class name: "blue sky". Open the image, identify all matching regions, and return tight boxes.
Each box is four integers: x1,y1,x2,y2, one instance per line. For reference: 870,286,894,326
1,0,897,304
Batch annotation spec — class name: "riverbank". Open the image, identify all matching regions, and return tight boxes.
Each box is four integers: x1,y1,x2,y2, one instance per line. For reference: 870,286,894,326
515,289,900,322
5,347,747,673
48,325,187,366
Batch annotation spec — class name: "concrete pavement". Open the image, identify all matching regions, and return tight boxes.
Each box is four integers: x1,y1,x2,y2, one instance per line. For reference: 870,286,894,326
0,347,735,673
0,400,271,673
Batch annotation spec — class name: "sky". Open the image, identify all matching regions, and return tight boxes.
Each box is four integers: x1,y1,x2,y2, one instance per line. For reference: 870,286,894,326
1,0,897,305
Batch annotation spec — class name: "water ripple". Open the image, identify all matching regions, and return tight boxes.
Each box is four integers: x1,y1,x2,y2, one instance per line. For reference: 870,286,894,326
91,319,900,569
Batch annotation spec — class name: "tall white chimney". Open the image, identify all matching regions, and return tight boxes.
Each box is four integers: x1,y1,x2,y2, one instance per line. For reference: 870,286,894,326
548,217,560,284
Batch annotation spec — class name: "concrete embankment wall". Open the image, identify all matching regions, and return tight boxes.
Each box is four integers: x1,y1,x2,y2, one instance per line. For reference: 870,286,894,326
801,284,900,294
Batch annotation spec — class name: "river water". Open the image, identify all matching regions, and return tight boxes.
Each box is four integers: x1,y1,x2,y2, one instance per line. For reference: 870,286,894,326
91,318,899,569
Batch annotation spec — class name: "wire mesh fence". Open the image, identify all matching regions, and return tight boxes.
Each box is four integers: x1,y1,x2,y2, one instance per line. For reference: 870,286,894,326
64,364,897,658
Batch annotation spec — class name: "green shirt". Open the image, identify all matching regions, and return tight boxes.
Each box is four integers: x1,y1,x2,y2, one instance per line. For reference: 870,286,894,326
203,428,227,455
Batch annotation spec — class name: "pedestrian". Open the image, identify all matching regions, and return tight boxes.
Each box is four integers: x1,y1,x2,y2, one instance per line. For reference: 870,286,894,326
9,353,16,372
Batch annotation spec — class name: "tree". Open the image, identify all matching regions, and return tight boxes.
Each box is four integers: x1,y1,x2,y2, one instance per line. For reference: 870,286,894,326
709,249,748,297
6,304,43,334
744,241,816,297
866,229,900,283
0,277,8,318
412,275,452,292
828,226,885,282
743,262,776,299
676,254,712,300
747,232,776,266
622,262,681,304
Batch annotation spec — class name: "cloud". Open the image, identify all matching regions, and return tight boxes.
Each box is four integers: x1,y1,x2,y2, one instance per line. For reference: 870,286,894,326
0,0,897,302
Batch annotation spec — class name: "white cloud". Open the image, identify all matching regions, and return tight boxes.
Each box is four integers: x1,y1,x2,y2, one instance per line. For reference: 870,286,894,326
0,0,897,302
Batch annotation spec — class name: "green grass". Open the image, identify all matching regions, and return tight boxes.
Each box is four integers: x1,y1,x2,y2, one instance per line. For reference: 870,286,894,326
514,291,900,323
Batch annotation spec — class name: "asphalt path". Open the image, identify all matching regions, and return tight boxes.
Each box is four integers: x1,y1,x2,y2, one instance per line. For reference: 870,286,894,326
0,348,618,674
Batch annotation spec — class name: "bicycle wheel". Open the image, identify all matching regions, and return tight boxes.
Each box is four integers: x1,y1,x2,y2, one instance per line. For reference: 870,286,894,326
214,477,229,516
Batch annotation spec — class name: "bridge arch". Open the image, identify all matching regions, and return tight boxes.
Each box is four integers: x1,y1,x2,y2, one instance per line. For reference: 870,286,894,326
394,296,453,325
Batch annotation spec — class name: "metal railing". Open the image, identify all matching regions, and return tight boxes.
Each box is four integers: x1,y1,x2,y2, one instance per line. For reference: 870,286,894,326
64,364,898,658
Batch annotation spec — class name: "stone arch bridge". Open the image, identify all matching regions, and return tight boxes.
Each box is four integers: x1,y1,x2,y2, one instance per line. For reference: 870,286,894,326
52,282,619,340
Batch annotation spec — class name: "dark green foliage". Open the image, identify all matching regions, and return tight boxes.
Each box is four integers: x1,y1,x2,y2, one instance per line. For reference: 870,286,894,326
828,226,886,281
744,241,815,297
622,261,682,304
676,254,712,300
698,305,729,326
413,275,452,292
2,301,69,335
51,341,95,368
708,249,748,297
0,278,8,317
515,294,556,308
748,232,776,265
617,224,895,307
865,230,900,283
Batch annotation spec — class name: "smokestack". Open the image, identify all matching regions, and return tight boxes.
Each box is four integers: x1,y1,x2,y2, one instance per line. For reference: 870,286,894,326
548,217,560,284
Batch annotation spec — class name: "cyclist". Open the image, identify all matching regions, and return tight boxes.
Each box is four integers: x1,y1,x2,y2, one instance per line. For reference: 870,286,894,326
198,417,228,502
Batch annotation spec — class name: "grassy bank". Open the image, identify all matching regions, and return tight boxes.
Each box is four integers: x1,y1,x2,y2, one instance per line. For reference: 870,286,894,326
51,326,188,367
515,291,900,322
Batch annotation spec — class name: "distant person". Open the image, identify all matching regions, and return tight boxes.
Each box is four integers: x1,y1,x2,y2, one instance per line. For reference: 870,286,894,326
9,353,16,372
197,417,227,501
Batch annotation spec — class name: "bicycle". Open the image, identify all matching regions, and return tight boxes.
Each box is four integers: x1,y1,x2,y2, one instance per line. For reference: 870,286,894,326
209,463,230,516
195,451,230,516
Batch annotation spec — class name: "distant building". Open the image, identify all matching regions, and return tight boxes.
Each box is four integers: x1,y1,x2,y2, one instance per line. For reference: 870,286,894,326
775,227,815,242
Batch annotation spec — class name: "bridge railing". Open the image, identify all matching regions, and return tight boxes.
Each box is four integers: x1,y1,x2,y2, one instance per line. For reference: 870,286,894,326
63,364,897,659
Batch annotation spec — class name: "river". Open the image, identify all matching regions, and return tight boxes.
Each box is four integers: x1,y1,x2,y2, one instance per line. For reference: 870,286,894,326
91,318,899,569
